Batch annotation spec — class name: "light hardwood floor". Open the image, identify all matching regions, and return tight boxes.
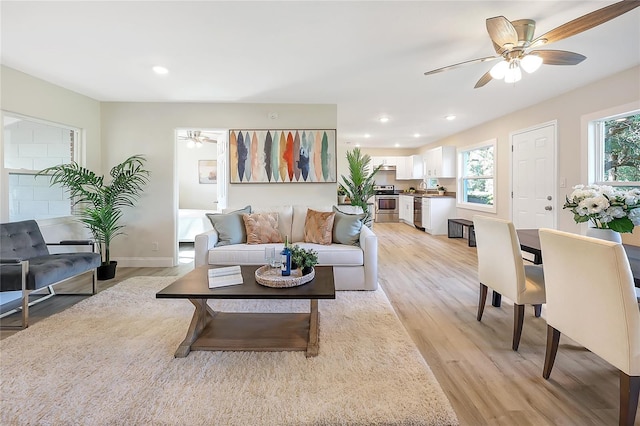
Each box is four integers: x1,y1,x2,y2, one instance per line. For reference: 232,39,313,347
1,223,637,425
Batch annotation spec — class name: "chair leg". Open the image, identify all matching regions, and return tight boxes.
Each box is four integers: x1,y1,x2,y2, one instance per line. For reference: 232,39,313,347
512,304,525,351
543,325,561,379
620,372,639,426
477,283,488,321
533,304,542,317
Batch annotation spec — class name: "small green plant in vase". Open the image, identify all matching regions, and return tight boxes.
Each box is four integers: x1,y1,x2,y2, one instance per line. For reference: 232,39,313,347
290,245,318,275
437,185,446,195
300,247,318,275
290,244,303,269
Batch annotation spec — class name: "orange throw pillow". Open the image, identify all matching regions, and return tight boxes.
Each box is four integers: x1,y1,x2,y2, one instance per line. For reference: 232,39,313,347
304,209,335,245
242,213,283,244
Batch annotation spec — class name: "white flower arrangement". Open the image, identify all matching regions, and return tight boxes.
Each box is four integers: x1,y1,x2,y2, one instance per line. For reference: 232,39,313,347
563,184,640,233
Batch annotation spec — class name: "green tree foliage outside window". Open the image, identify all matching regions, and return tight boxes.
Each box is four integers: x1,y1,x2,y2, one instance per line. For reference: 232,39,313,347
603,113,640,183
463,145,494,205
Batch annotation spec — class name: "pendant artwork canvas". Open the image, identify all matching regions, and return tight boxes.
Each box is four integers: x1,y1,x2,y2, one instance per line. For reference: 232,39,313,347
229,129,336,183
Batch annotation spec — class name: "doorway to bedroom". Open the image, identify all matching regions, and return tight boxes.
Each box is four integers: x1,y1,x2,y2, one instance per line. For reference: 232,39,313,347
176,128,227,264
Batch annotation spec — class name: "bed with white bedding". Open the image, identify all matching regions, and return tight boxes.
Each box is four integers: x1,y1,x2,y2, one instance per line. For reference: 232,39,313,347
179,209,214,242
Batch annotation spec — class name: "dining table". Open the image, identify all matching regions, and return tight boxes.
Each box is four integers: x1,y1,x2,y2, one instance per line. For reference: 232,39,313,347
490,228,640,307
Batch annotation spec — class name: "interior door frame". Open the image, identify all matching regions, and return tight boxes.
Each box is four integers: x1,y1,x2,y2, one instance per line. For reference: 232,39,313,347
509,120,558,229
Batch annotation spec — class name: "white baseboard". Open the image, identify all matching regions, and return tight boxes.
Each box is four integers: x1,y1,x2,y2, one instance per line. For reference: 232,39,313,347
112,257,175,268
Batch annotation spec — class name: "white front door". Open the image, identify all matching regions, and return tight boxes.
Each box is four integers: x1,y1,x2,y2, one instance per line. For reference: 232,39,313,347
511,122,557,229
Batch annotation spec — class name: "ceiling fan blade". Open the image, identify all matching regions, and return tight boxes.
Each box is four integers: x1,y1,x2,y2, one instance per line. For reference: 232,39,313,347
531,50,586,65
424,56,499,76
486,16,518,53
531,1,640,46
474,71,493,89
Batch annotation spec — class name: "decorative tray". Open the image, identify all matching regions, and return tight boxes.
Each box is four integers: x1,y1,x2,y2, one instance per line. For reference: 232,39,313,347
254,265,315,288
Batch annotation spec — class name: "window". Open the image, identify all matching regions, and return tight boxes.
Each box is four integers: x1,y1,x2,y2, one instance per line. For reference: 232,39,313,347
2,113,79,221
457,140,496,212
593,110,640,187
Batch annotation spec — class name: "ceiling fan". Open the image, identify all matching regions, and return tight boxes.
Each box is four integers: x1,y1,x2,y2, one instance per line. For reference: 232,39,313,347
424,0,640,88
179,130,217,148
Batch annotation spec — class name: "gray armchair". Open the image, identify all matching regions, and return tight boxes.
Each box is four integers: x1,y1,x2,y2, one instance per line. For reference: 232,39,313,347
0,220,101,329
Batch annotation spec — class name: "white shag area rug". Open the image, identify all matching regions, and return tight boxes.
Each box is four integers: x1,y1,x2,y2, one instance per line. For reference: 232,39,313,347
0,276,458,425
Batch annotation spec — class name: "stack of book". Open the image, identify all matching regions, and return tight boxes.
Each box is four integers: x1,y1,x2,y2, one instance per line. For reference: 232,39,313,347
208,265,243,288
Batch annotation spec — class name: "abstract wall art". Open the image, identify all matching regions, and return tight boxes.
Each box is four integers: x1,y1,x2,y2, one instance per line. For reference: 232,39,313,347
198,160,217,184
229,129,336,183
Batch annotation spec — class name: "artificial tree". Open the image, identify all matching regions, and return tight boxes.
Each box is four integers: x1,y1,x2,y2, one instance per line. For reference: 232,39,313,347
340,147,381,227
38,154,150,279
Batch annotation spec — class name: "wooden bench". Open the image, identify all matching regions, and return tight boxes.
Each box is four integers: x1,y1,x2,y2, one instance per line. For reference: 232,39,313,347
447,219,476,247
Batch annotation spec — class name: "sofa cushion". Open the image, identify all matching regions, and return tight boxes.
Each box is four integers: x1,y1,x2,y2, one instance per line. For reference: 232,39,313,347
208,243,284,265
332,205,364,246
253,206,293,242
292,243,364,266
207,242,364,267
242,213,283,244
291,206,332,242
304,209,335,245
206,206,251,247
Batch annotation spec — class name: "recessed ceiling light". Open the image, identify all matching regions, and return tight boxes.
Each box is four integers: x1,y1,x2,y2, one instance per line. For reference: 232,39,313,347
394,143,400,147
152,66,169,75
413,133,420,138
445,115,456,121
364,134,371,138
379,117,390,123
355,144,361,147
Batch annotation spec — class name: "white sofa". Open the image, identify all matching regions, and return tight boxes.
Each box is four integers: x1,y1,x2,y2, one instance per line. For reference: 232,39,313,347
194,205,378,290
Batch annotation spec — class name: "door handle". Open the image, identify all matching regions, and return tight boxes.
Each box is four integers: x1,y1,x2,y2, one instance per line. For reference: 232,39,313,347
545,206,553,211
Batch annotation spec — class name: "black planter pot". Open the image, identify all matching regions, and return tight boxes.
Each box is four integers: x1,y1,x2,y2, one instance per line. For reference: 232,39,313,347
302,266,313,276
97,261,117,280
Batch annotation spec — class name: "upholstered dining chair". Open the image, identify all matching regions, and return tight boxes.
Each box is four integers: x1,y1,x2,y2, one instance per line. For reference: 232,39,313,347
539,229,640,426
472,215,546,351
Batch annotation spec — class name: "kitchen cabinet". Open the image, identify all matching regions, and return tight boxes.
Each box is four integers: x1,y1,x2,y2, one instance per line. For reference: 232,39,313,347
422,197,456,235
396,155,423,180
371,156,398,167
424,146,456,178
399,195,414,225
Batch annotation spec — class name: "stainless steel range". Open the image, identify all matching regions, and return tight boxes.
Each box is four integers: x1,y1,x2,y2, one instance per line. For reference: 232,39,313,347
374,185,399,223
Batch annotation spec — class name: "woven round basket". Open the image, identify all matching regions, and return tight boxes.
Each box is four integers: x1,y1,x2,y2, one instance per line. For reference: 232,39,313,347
254,265,315,288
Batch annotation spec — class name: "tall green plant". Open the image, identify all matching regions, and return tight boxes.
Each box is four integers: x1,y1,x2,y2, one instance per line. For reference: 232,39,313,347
340,148,381,227
38,155,150,265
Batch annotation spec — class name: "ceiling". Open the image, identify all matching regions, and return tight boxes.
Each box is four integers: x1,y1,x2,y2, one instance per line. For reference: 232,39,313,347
2,1,639,149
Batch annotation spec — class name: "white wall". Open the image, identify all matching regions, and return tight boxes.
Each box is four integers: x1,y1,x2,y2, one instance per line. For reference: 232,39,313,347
1,66,102,222
100,102,337,266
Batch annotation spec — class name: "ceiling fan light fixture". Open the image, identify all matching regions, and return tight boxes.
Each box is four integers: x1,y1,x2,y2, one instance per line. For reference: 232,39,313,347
504,60,522,83
521,54,543,73
490,60,509,79
186,140,195,148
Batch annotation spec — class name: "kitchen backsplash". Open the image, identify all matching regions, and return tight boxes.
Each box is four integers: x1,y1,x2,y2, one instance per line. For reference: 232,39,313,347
374,170,456,192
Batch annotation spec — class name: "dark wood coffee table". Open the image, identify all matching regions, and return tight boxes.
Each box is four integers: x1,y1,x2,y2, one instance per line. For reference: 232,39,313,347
156,265,335,358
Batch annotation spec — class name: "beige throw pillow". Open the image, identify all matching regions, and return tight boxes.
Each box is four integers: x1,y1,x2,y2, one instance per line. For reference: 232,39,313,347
242,213,283,244
304,209,335,245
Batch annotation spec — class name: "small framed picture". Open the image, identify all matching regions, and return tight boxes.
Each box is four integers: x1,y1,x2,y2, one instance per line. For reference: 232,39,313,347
199,160,217,184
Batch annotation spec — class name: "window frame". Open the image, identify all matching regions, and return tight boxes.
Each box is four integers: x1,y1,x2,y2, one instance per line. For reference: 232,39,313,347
2,111,81,222
456,139,497,213
591,109,640,188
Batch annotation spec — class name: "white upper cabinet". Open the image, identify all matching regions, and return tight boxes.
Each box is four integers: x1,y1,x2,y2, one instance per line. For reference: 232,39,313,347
396,155,423,180
371,156,398,167
424,146,456,178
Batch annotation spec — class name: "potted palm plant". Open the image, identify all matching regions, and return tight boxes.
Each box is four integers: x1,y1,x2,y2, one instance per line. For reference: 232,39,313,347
38,154,150,280
340,147,381,227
